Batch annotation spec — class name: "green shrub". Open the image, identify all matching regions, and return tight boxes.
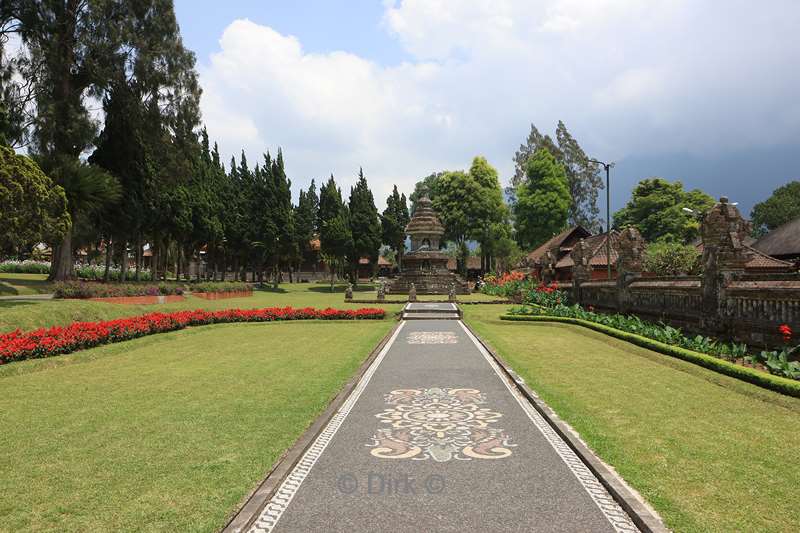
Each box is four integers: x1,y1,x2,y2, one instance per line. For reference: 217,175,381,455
54,281,183,299
74,264,153,282
500,314,800,397
0,260,51,274
643,241,700,276
189,281,250,293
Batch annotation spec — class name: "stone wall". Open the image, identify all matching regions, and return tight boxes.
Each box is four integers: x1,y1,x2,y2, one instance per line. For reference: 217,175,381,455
570,198,800,347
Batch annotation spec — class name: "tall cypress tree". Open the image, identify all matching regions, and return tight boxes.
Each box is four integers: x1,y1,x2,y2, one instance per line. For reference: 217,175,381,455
319,175,353,291
271,148,296,283
295,179,320,272
348,168,382,281
382,185,410,269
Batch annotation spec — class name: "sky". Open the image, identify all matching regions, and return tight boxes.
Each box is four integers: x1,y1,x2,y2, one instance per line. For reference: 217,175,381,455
173,0,800,218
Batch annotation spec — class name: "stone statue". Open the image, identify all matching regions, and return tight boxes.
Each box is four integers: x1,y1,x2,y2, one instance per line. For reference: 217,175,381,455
409,283,417,302
345,283,353,300
616,226,645,276
540,248,557,284
377,281,386,301
448,282,456,302
570,238,593,285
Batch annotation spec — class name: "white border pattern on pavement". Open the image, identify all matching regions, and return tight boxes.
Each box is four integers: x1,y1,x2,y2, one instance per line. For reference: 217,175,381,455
245,322,407,533
458,321,639,533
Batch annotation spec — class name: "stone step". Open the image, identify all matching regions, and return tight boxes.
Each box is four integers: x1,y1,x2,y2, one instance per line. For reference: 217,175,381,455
401,312,461,320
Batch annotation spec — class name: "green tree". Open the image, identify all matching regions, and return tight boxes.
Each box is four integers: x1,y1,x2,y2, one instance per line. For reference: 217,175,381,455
467,156,506,273
512,124,560,188
432,170,484,274
643,241,700,276
381,185,410,269
271,149,297,282
750,181,800,237
0,145,69,255
512,122,603,231
319,175,353,290
555,121,603,230
409,172,444,214
295,179,320,272
513,148,571,248
348,168,382,281
14,0,129,279
613,178,715,243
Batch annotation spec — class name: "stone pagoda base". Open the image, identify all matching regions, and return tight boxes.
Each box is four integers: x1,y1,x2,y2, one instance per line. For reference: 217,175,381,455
386,269,470,295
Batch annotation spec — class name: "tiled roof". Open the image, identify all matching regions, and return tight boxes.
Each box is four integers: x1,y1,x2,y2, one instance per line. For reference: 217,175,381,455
527,226,592,263
556,232,619,269
694,242,792,270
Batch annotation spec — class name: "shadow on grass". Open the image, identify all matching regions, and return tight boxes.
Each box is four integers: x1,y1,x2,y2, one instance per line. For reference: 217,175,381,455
254,286,289,294
306,284,376,294
0,282,20,296
0,300,37,309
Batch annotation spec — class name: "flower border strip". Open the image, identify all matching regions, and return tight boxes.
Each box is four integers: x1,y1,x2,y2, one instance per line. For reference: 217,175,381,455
0,307,386,365
500,314,800,398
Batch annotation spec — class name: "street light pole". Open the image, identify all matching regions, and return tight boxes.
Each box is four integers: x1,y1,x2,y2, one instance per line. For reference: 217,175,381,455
588,159,614,280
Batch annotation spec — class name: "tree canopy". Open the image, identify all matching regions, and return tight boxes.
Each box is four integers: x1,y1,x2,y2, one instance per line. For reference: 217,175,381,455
382,185,410,268
512,122,603,231
348,168,382,275
0,144,69,254
613,178,715,243
750,181,800,237
513,148,571,248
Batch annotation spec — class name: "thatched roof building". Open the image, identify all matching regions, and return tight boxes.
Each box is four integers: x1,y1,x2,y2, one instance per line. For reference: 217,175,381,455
752,217,800,262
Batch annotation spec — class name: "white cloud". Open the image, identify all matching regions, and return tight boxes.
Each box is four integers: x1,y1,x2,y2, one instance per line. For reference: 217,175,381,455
197,2,800,204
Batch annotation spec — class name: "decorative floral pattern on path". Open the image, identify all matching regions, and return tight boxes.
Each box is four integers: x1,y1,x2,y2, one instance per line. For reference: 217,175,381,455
367,387,514,462
405,331,459,344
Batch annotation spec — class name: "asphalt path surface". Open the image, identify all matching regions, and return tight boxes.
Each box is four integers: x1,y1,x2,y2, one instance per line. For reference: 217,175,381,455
248,309,639,532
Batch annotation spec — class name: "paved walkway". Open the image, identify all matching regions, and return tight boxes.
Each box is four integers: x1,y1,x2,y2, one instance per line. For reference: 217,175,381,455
245,307,639,532
0,293,54,301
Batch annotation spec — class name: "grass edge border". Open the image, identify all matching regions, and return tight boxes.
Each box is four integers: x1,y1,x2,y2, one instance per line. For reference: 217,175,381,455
220,320,402,533
460,320,668,533
500,314,800,398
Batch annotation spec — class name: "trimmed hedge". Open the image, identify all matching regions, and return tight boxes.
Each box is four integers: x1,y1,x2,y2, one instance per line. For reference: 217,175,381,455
500,314,800,398
54,281,184,299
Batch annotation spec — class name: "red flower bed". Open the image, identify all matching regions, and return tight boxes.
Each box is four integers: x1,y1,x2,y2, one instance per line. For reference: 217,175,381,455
0,307,386,365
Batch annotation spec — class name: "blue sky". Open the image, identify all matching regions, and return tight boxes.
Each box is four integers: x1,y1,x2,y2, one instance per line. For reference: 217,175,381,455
174,1,800,219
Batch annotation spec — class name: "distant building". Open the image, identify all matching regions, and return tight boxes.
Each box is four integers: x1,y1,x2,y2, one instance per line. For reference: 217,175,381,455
554,231,619,281
752,217,800,264
695,241,793,273
521,226,592,279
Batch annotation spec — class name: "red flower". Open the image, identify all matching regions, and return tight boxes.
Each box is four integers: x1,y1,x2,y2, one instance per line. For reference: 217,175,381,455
0,306,385,365
779,324,792,343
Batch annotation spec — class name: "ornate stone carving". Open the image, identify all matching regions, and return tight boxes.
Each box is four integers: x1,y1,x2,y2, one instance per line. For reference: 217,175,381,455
345,283,353,300
616,226,645,276
448,282,456,302
377,281,386,301
539,248,558,284
408,283,417,302
700,196,753,272
570,239,593,285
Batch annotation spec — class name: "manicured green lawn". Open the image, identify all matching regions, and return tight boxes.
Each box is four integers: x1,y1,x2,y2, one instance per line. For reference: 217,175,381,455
0,320,393,532
0,282,502,333
464,306,800,533
0,273,54,296
0,283,405,333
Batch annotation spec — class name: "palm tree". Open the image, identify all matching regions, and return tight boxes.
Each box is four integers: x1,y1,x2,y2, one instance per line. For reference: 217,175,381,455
37,156,121,280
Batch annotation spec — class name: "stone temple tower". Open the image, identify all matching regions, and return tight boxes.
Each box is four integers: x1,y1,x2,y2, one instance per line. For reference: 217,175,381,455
386,195,470,294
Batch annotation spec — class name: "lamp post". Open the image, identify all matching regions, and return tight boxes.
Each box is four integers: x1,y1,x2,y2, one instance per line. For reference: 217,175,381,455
588,159,614,280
